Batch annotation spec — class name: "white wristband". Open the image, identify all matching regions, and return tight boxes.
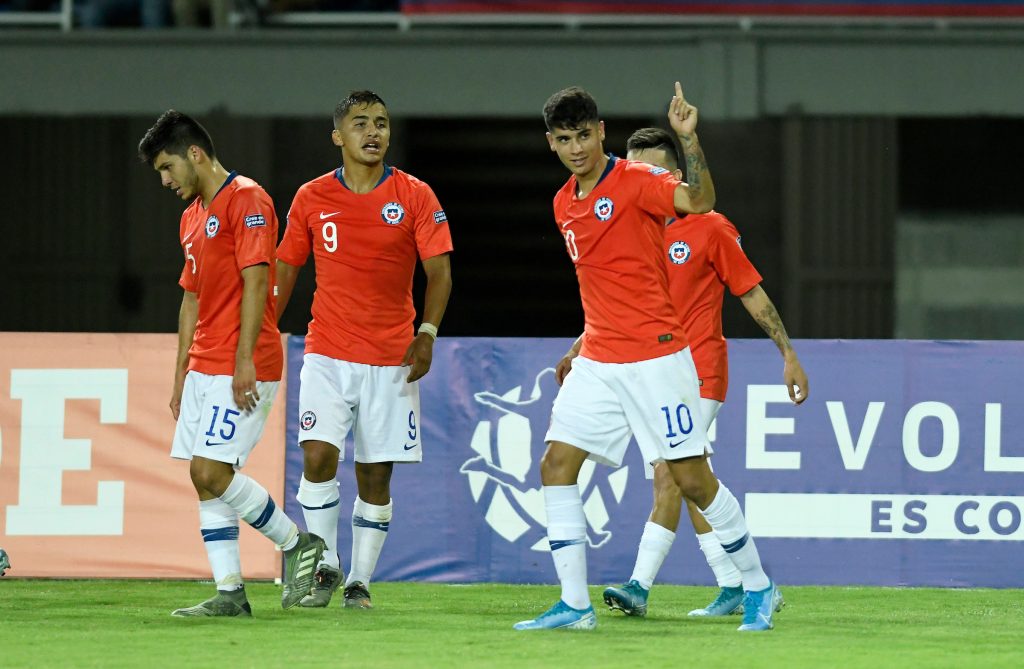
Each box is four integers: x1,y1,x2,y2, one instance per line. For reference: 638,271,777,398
418,323,438,340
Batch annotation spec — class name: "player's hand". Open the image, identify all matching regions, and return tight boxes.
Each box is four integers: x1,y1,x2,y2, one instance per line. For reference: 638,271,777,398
232,358,260,412
784,354,809,405
668,81,699,139
170,374,185,420
554,348,580,386
402,333,434,383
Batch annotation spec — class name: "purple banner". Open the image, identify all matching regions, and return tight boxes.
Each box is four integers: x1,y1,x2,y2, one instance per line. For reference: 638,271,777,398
402,1,1024,17
285,338,1024,587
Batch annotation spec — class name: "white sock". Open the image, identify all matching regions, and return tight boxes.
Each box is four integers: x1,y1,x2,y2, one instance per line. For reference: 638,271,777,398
629,522,675,590
220,473,298,551
296,476,341,570
696,530,743,588
346,496,392,587
199,498,242,591
543,485,590,610
699,483,770,592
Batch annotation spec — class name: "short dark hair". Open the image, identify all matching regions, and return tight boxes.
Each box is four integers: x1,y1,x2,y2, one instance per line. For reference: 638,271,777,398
137,110,215,165
334,90,387,126
543,86,599,132
626,127,680,170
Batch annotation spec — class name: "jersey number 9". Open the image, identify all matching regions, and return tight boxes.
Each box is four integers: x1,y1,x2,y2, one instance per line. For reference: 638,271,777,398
323,221,338,253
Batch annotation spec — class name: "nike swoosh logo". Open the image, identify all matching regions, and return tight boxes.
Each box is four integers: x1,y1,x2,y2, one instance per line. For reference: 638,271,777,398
668,439,689,448
561,221,573,229
182,230,195,243
320,211,341,219
205,440,227,447
403,443,418,451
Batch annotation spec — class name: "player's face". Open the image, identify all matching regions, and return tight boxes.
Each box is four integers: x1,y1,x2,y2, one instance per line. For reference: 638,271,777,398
626,147,683,180
332,103,391,166
152,150,200,201
546,121,605,178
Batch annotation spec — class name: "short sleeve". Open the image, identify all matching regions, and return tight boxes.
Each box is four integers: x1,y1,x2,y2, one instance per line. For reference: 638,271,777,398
412,182,454,260
229,186,276,271
277,189,313,267
178,218,197,292
633,164,681,219
709,217,762,296
178,260,196,292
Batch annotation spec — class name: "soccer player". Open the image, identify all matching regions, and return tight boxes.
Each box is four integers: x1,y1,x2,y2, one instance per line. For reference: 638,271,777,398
514,83,780,633
139,111,325,617
275,91,453,609
567,126,808,618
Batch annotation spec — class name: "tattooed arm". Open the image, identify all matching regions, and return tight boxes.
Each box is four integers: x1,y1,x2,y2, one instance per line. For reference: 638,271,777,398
667,81,715,214
740,285,809,404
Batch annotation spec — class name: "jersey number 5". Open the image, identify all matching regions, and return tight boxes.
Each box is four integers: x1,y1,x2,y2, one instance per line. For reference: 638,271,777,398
185,241,196,274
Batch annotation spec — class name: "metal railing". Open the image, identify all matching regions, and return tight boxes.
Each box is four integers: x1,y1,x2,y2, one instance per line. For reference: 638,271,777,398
2,5,1022,33
0,0,73,30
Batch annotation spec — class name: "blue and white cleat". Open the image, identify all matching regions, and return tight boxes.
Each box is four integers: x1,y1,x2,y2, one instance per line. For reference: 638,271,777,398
602,580,649,617
737,581,784,632
513,600,597,631
688,585,745,617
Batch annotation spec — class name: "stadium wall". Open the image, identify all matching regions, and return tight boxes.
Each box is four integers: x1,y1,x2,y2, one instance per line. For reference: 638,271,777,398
2,28,1024,118
3,333,1023,587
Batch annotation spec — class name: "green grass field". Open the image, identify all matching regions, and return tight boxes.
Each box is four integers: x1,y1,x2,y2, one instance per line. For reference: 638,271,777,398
0,581,1020,668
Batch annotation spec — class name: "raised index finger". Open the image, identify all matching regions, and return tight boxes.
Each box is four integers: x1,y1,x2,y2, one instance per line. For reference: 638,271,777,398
675,81,685,103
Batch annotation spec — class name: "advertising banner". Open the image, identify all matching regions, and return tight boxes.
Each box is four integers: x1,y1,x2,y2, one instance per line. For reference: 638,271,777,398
0,333,286,578
284,337,1024,587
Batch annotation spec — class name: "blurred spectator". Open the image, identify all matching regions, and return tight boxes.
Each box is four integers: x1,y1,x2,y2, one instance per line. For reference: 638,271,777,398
76,0,171,27
173,0,230,27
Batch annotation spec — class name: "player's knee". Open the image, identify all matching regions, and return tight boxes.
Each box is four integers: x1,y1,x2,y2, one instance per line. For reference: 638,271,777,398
652,465,683,507
302,440,339,481
539,450,568,484
189,457,232,497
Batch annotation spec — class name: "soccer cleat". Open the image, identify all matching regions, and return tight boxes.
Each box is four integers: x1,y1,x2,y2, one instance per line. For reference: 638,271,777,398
281,532,327,609
299,565,344,608
171,588,252,618
688,585,745,617
737,581,783,632
513,600,597,631
343,581,373,609
602,580,649,617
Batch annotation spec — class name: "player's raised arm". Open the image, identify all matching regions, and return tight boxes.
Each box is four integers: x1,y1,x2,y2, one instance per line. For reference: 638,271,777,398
739,284,809,404
668,82,715,215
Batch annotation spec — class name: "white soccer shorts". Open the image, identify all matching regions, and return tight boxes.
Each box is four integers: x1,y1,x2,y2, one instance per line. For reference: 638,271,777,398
545,348,710,468
170,371,279,468
296,353,422,464
643,397,722,479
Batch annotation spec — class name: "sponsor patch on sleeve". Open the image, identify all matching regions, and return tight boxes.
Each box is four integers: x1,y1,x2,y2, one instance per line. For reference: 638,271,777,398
244,214,267,228
433,210,448,224
648,166,670,176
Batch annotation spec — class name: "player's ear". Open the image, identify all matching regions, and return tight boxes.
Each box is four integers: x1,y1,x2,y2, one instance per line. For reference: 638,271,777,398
545,132,557,153
674,168,684,181
598,120,605,142
331,129,343,148
188,145,202,164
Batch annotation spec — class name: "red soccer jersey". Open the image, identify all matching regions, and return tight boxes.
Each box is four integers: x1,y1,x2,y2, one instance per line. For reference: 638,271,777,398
177,173,283,381
664,212,762,401
277,166,454,366
553,156,688,363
